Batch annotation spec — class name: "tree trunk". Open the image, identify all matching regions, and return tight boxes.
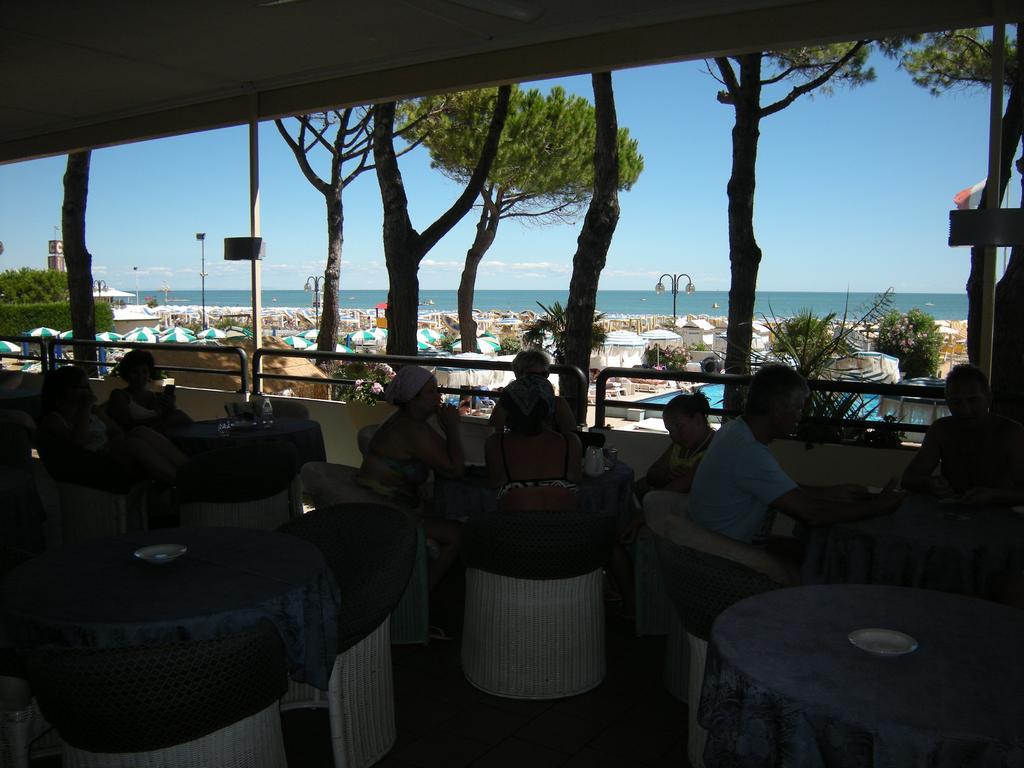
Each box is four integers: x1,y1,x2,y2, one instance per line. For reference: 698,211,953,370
966,80,1023,364
375,89,510,356
723,55,763,396
62,151,96,364
457,198,500,353
317,188,342,356
563,72,620,420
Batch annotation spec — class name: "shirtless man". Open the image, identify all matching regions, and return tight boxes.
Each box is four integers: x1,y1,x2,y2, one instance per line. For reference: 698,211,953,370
902,364,1024,506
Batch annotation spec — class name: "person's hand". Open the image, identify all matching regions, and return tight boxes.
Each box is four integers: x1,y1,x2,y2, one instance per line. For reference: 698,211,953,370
957,487,1003,506
926,476,955,499
872,479,904,515
437,404,460,433
835,482,868,500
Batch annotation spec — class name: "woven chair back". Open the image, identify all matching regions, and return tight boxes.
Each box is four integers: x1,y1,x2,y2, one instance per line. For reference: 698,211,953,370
278,503,417,653
23,621,287,754
463,510,615,580
176,442,297,504
654,535,782,640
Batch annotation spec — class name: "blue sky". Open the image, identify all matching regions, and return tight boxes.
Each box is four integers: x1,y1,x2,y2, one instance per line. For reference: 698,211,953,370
0,52,1010,294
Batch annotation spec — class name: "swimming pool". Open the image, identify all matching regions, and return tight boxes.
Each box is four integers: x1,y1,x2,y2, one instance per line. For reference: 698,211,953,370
634,384,882,420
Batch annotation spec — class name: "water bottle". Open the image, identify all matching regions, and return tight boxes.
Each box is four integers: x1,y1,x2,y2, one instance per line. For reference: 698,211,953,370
260,396,274,428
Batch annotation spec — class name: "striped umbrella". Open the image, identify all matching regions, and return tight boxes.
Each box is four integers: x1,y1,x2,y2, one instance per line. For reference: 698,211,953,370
196,328,226,340
416,328,442,344
452,336,501,354
0,341,22,353
335,344,353,353
282,335,311,349
348,330,381,346
25,327,60,338
96,331,123,342
59,330,74,340
123,328,158,343
159,328,195,343
300,329,320,341
417,341,437,352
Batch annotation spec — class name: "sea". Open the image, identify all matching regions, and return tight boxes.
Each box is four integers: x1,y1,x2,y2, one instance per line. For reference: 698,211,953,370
139,289,969,321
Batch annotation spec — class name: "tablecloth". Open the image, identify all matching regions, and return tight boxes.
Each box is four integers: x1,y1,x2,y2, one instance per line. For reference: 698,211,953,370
167,417,327,467
802,494,1024,597
0,527,341,689
700,584,1024,767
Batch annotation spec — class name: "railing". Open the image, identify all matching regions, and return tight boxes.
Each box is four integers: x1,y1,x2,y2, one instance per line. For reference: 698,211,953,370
10,337,251,394
252,347,590,425
0,335,55,373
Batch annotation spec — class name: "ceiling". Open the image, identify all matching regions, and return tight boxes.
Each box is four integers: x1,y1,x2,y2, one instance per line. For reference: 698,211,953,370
1,0,1019,163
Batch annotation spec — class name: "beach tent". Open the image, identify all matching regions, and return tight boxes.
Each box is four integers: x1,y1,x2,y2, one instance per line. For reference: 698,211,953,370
598,330,646,368
434,352,515,390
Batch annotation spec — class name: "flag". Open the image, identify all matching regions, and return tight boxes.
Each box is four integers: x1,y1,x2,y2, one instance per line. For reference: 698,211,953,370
953,179,986,210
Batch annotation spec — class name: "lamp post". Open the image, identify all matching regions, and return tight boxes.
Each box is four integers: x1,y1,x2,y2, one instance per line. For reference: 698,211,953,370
133,266,139,306
93,279,108,300
654,272,695,322
196,233,207,328
304,276,323,326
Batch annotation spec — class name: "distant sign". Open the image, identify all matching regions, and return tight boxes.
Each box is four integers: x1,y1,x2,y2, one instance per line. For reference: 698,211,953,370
48,240,63,254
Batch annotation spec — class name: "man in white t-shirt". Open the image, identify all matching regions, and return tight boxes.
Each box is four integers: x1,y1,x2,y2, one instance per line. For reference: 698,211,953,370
689,365,901,547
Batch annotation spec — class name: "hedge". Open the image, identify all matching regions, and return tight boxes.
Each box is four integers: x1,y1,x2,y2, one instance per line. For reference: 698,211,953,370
0,302,114,337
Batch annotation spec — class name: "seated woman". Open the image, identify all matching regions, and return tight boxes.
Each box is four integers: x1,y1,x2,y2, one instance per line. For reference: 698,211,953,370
38,366,187,487
485,376,582,512
106,350,191,434
357,366,464,590
489,348,576,435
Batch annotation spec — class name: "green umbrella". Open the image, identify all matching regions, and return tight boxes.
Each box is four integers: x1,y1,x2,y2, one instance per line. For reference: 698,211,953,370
95,331,123,342
417,340,436,351
301,329,320,341
123,328,158,343
416,328,442,344
25,327,59,338
0,341,22,353
282,335,311,349
348,330,380,346
59,330,74,340
335,344,353,353
452,336,501,353
159,328,195,343
196,328,226,340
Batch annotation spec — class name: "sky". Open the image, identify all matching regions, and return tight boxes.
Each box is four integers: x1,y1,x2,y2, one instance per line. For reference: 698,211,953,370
0,51,1012,295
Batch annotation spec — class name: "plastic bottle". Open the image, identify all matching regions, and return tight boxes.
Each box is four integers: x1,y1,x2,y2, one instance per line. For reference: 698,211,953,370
260,396,274,428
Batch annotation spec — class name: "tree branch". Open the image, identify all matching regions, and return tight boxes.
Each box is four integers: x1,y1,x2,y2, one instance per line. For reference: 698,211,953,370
274,118,330,196
715,57,742,101
760,41,867,118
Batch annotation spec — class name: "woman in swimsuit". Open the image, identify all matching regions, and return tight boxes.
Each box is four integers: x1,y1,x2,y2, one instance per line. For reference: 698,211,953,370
485,376,582,512
107,349,191,434
357,366,464,590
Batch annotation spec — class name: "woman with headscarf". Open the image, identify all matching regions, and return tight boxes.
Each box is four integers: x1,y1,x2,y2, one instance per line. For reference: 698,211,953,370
488,348,576,435
356,365,464,590
485,375,582,512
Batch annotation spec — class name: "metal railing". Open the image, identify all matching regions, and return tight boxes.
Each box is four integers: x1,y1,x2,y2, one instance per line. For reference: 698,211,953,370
252,347,590,425
0,335,55,373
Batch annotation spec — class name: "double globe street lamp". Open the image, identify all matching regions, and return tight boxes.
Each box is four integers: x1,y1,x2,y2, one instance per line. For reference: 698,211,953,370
655,272,695,322
196,233,207,328
304,275,324,327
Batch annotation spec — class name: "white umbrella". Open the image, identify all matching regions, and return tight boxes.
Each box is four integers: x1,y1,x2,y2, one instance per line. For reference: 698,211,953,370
282,335,311,349
348,330,381,346
416,328,442,344
301,329,320,341
95,331,123,342
335,344,353,353
196,328,227,340
123,328,158,343
25,327,60,338
452,336,501,354
640,329,682,342
0,341,22,353
58,330,74,340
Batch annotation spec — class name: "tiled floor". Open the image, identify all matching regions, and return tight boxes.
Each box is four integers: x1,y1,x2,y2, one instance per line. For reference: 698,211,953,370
282,562,690,768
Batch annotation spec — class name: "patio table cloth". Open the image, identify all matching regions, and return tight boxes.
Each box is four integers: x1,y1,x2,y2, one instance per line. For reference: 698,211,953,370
434,459,635,528
802,493,1024,598
0,388,40,419
0,527,341,689
700,584,1024,767
167,417,327,467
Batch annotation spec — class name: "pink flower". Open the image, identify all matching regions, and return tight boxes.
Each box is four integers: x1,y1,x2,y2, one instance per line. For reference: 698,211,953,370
371,382,384,395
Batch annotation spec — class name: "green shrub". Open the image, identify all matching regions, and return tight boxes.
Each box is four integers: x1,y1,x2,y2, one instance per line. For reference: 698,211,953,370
0,268,68,304
0,302,113,336
877,308,943,379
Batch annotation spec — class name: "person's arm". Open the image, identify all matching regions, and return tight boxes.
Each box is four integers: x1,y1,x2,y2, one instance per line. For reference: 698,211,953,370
771,481,902,527
105,388,135,431
901,423,954,497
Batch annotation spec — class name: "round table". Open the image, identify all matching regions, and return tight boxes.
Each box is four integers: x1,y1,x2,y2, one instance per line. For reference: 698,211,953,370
802,494,1024,597
0,388,40,419
700,584,1024,767
167,417,327,466
0,527,341,689
434,459,636,528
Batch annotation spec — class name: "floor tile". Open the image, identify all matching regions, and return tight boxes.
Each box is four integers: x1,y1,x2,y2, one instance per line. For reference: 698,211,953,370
439,703,533,745
550,686,636,726
515,709,605,754
469,737,568,768
393,733,492,768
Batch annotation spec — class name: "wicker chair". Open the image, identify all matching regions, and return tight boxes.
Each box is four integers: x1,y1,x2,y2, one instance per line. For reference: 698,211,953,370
21,622,288,768
461,510,615,699
655,535,785,768
176,443,298,529
278,503,417,768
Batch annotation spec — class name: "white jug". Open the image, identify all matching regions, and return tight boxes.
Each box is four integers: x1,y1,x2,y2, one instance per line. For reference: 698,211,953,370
584,446,604,477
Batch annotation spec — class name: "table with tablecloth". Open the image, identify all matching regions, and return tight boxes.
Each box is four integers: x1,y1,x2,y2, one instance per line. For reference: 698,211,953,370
802,493,1024,597
0,527,341,689
434,459,636,527
699,584,1024,767
167,417,327,467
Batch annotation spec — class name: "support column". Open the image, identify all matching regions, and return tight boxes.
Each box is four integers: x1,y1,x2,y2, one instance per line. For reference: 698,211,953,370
249,93,262,390
981,5,1006,378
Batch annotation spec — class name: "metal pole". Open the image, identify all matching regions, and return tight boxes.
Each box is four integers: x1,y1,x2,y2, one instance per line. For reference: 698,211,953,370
672,276,678,321
981,5,1005,379
249,93,263,387
196,232,207,328
133,266,139,305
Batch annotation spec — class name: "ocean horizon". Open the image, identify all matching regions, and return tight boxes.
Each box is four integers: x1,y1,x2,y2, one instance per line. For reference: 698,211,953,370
138,288,969,321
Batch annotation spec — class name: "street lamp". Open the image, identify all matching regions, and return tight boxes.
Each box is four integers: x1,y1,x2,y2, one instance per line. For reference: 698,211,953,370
93,279,108,299
196,233,207,327
655,272,696,322
304,276,324,326
132,266,139,306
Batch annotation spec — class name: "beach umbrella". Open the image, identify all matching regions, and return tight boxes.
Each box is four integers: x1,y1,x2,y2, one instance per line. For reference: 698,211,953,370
348,330,381,346
223,325,252,338
95,331,123,342
25,327,59,338
640,329,682,342
159,328,195,343
0,341,22,353
452,336,501,354
300,329,321,341
123,328,158,343
59,330,74,340
196,328,226,340
603,330,646,347
416,328,442,344
335,344,353,353
417,341,437,352
282,335,311,349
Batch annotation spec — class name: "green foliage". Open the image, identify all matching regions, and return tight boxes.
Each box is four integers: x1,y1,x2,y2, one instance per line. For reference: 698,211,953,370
762,43,877,97
643,345,689,370
0,268,69,304
688,341,710,352
521,301,606,364
400,85,643,221
329,360,395,405
877,308,943,379
0,302,112,337
498,335,522,355
901,28,1017,95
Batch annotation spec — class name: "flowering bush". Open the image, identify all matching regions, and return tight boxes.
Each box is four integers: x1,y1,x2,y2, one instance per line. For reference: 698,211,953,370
877,308,943,379
331,360,395,405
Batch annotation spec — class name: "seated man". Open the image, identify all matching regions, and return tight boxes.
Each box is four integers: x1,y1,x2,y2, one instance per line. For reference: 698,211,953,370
688,365,902,560
902,364,1024,505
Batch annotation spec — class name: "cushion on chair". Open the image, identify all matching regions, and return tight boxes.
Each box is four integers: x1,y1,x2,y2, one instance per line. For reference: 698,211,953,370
22,621,287,754
177,442,297,504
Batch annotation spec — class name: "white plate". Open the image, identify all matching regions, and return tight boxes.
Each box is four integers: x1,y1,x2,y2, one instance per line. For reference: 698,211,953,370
134,544,187,564
848,628,918,656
